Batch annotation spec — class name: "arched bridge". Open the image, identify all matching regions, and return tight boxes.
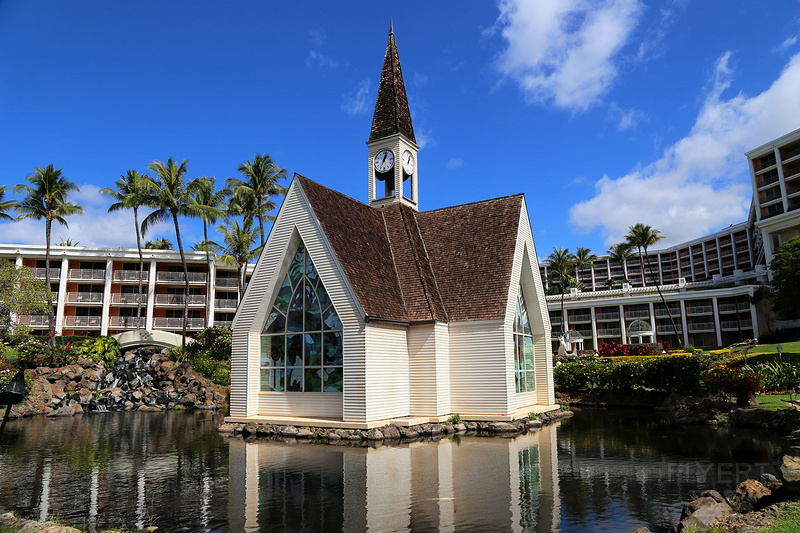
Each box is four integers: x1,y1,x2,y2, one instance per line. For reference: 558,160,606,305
112,330,191,351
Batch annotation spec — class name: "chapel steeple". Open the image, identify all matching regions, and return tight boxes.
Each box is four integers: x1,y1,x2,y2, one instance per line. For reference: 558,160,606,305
367,22,419,211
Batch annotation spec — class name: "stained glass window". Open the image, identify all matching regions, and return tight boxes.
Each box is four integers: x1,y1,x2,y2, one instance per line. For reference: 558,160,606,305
260,242,343,393
514,287,536,393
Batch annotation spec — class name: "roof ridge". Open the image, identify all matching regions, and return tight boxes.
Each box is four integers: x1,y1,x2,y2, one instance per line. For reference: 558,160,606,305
420,192,524,214
295,174,369,208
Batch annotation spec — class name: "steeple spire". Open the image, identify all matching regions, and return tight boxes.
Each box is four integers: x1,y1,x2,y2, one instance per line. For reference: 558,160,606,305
369,24,415,144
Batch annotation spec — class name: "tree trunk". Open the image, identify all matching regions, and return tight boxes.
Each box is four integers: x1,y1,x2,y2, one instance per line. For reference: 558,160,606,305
203,221,211,329
644,250,683,349
45,218,55,341
638,248,646,287
173,214,189,352
135,207,143,330
238,263,245,301
258,211,265,248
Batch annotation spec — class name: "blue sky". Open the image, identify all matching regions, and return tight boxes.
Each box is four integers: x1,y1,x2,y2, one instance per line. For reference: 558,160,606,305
1,1,800,260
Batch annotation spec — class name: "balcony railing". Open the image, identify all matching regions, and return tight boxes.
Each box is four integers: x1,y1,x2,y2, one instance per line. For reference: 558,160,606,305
16,314,49,327
688,322,715,333
112,270,149,282
595,313,620,321
215,277,238,288
65,292,103,304
214,298,239,309
63,316,102,328
624,310,650,320
68,269,106,281
109,316,145,328
153,317,205,330
569,315,592,323
718,304,738,313
783,146,800,160
686,305,713,315
784,166,800,180
721,320,753,331
156,272,207,284
154,294,206,306
656,325,683,334
738,303,750,311
598,328,621,337
30,267,61,279
213,320,232,329
655,307,680,318
111,293,147,305
549,316,562,325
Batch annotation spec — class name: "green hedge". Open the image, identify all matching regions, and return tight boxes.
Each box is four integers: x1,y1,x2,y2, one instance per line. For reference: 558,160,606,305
554,355,705,394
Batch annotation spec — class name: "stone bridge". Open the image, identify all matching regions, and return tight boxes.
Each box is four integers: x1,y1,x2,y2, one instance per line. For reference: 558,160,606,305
112,330,191,351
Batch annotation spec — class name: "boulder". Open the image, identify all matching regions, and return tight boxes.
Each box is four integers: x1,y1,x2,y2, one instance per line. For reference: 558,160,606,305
732,479,771,513
779,446,800,489
181,393,197,406
296,427,315,439
46,405,77,417
759,473,783,492
382,425,401,439
489,422,518,433
420,424,442,435
527,419,543,429
629,528,651,533
678,494,734,532
454,423,467,432
216,422,240,433
280,425,300,437
366,429,384,440
399,428,419,439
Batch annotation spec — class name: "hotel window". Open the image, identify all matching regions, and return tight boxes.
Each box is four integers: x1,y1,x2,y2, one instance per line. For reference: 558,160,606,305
514,287,535,393
260,242,343,393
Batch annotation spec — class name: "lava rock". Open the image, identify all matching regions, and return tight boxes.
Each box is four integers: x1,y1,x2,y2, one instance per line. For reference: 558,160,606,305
733,479,771,513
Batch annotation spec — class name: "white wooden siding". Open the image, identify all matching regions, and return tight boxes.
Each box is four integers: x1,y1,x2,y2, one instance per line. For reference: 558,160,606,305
448,319,510,416
364,322,410,421
258,393,343,419
408,322,451,417
230,178,364,420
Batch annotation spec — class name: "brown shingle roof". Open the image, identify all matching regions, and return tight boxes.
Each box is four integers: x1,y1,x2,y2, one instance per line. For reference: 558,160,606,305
297,176,522,323
368,27,416,144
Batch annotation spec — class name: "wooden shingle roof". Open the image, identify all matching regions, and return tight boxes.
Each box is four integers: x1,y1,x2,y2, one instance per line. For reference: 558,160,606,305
298,176,522,323
368,26,416,144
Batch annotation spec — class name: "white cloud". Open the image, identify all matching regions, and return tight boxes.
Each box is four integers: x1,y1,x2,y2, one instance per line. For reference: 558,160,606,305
773,35,798,54
608,102,647,131
306,50,338,69
446,158,464,169
414,128,433,150
569,51,800,249
340,79,370,116
493,0,643,112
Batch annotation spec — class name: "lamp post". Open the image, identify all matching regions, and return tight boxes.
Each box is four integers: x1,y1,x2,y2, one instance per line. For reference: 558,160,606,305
0,369,26,440
777,344,783,361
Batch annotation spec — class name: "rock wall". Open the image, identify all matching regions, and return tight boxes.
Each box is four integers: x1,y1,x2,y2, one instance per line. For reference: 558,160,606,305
8,348,228,418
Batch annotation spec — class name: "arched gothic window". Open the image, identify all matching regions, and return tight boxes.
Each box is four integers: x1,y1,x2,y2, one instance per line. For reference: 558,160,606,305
260,242,343,392
514,287,535,393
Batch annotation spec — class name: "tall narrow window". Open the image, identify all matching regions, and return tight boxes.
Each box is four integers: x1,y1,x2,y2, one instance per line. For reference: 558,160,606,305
260,242,343,393
514,287,535,393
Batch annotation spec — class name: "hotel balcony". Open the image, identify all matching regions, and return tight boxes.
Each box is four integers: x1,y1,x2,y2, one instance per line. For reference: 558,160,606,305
16,314,49,327
109,316,145,328
112,270,149,283
214,298,239,311
595,312,619,321
686,305,713,316
624,310,650,320
156,272,207,284
30,267,61,279
213,320,232,329
154,294,206,307
111,293,147,305
215,277,239,288
153,317,205,330
656,325,683,334
688,322,715,333
569,314,592,324
738,302,750,311
549,316,562,325
68,269,106,281
655,307,680,318
721,320,753,331
65,292,103,305
718,304,738,313
597,328,621,338
63,316,102,329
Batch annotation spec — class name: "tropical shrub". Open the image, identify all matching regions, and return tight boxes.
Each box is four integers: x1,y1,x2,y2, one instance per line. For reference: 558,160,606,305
71,337,120,367
602,360,646,390
15,337,76,368
758,361,800,392
190,351,231,386
554,355,704,394
192,326,232,361
627,343,663,356
642,356,704,394
598,342,630,358
704,365,762,398
553,359,610,391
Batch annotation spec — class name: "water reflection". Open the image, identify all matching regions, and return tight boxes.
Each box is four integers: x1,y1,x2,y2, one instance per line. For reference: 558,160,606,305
227,427,561,533
0,409,784,532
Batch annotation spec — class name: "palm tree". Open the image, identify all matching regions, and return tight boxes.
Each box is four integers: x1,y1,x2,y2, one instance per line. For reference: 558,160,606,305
189,177,228,327
0,185,16,221
101,170,156,330
574,247,597,290
206,218,262,300
624,223,682,348
145,238,173,250
56,238,79,246
142,158,208,350
227,154,287,247
547,247,576,336
14,164,84,336
607,243,633,284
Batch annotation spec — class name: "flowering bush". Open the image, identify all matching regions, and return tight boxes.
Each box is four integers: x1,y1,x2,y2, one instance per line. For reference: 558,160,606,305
553,360,610,391
554,355,704,394
627,343,664,356
15,337,77,368
704,365,762,400
598,342,630,358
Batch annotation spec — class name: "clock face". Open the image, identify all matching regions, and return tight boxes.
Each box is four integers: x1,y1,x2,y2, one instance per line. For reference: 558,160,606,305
373,149,394,173
402,150,415,175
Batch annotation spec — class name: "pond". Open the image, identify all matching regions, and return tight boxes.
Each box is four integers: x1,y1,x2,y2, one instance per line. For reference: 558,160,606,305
0,408,783,532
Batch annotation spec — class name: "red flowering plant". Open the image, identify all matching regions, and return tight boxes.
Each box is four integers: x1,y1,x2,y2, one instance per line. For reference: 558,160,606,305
704,365,762,406
598,342,630,358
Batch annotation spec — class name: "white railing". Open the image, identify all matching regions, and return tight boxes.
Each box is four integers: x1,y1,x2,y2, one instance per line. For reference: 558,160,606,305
655,308,680,318
624,310,650,319
63,316,102,328
156,272,207,283
569,315,592,323
154,294,206,306
717,304,738,313
111,293,147,305
30,267,60,279
721,320,753,330
109,316,145,328
213,320,232,329
688,322,715,333
153,317,205,330
65,292,103,304
656,325,683,334
686,306,713,315
598,328,621,337
17,314,49,327
596,313,620,321
112,270,149,282
215,277,238,288
214,298,239,309
68,269,106,281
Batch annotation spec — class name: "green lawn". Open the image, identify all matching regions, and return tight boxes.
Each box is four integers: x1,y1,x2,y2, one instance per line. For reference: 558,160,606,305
753,393,798,411
749,341,800,355
752,501,800,532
